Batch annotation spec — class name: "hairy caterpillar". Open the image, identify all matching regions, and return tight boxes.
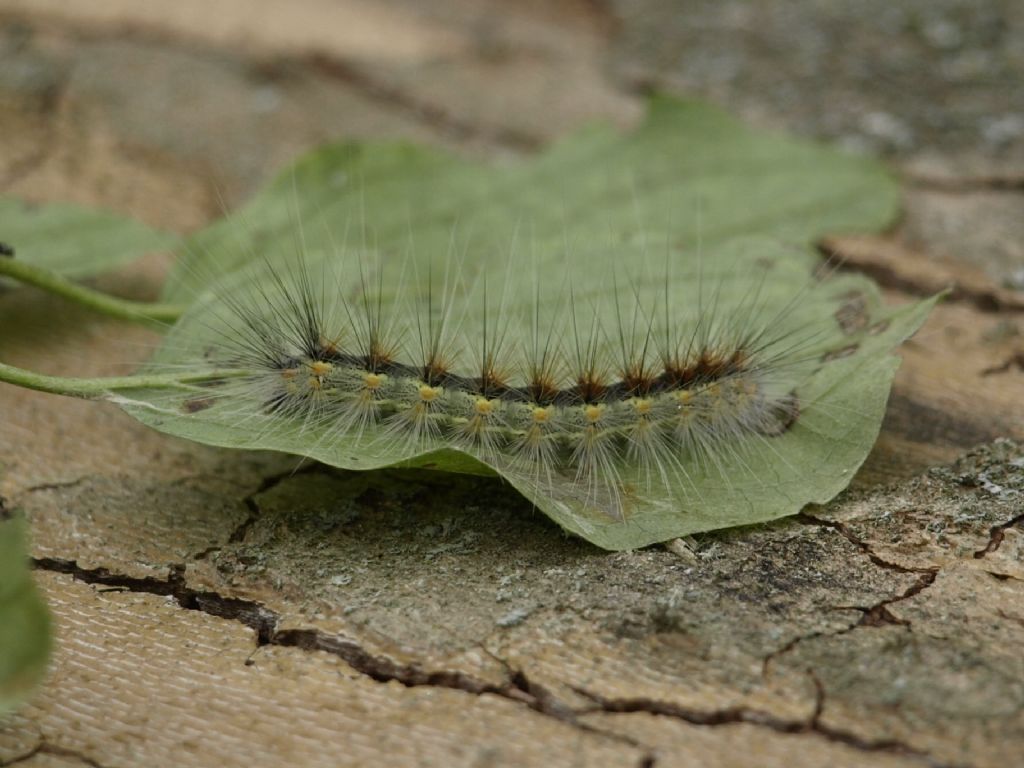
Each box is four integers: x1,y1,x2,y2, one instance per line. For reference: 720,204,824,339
205,251,794,510
95,236,933,549
0,97,938,549
0,234,935,549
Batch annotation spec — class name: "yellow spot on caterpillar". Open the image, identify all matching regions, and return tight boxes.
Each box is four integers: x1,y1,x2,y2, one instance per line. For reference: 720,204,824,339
584,404,605,423
419,384,441,402
364,372,384,390
675,389,692,404
309,361,333,377
532,407,551,424
280,368,299,380
632,398,652,416
308,376,323,391
474,398,496,416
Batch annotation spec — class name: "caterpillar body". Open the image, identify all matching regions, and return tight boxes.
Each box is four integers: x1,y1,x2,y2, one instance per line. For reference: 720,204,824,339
124,232,932,551
0,98,936,549
228,268,794,516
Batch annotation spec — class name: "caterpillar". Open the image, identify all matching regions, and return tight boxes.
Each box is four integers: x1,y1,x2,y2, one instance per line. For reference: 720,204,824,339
209,253,794,512
0,98,939,549
101,236,932,549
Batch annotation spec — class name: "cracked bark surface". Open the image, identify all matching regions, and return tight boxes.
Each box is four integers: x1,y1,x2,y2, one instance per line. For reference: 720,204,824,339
3,444,1022,767
1,2,1023,766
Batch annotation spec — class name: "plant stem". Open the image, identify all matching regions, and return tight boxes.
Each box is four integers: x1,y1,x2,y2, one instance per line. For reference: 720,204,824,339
0,362,249,399
0,257,187,326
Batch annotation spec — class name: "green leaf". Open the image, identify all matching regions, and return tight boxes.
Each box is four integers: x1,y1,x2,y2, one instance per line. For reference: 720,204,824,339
163,97,898,302
1,97,932,549
0,198,174,281
0,513,51,713
118,236,936,550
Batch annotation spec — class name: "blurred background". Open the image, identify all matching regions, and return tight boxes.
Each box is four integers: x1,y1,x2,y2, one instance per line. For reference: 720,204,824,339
1,0,1022,285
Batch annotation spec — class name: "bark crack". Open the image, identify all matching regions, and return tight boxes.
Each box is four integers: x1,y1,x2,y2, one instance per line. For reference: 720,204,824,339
33,558,279,643
762,517,941,673
195,465,324,560
4,14,544,159
0,741,107,768
996,608,1024,628
845,571,937,629
796,512,938,576
23,490,970,763
571,684,961,767
980,352,1024,377
817,239,1024,313
973,511,1024,558
29,556,643,754
29,543,960,764
22,478,89,494
761,628,837,676
303,53,543,153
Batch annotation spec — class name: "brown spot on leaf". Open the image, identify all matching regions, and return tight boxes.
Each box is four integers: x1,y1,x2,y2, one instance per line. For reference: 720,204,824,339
834,292,869,335
183,396,217,413
821,343,859,362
